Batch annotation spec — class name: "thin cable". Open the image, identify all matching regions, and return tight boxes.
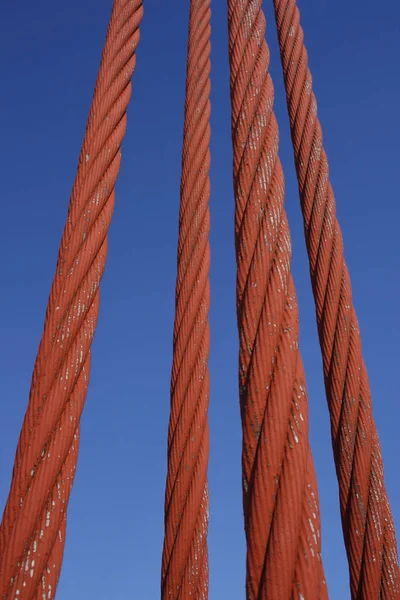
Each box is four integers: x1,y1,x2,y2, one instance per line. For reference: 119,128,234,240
272,0,399,597
227,1,328,597
161,1,211,598
0,2,143,597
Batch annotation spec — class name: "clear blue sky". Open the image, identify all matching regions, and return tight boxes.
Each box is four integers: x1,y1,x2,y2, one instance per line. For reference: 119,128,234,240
0,1,399,598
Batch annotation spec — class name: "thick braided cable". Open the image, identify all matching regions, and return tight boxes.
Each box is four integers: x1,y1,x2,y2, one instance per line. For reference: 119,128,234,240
227,1,328,598
0,2,143,597
161,1,211,598
272,1,399,598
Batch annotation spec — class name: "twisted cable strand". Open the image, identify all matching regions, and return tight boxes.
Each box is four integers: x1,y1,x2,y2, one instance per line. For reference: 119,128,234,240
227,1,327,597
0,2,143,597
272,1,399,597
161,1,211,598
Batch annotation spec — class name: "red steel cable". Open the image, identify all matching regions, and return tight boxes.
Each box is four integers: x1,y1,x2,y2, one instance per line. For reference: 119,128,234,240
0,2,143,597
161,1,211,597
272,1,399,597
227,1,328,597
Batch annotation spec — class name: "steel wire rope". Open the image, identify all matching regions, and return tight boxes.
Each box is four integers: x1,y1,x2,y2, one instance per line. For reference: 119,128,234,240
227,1,328,597
272,0,399,597
161,1,211,598
0,2,143,598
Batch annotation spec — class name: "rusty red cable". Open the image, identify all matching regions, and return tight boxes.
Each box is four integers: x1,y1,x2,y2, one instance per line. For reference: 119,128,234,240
272,1,399,597
227,1,328,597
0,2,143,597
161,1,211,598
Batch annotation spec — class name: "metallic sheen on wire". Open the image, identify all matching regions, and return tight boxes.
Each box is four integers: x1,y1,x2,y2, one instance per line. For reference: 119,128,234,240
227,1,327,597
272,0,399,597
0,2,143,598
161,1,211,597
